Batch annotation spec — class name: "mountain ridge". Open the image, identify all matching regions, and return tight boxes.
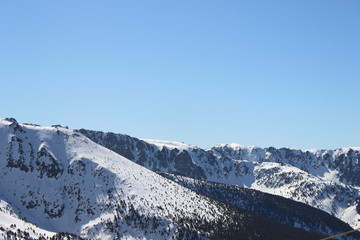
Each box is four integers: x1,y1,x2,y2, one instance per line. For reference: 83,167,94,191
77,128,360,230
0,118,329,239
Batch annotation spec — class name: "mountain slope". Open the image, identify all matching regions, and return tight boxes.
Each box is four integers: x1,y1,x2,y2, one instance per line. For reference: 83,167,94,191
0,118,324,239
78,129,360,230
160,172,360,239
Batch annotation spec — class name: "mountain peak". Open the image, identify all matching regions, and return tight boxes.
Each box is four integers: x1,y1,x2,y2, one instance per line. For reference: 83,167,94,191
4,117,18,124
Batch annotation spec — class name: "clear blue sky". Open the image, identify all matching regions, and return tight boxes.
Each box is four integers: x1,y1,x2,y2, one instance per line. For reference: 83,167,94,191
1,0,359,149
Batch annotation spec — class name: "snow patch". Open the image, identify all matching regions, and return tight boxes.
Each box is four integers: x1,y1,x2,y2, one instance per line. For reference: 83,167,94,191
141,138,194,150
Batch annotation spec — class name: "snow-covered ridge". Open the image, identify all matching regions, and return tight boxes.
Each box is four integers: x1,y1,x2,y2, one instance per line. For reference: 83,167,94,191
213,143,360,152
0,119,220,239
78,128,360,230
211,143,258,150
1,118,325,239
210,144,360,229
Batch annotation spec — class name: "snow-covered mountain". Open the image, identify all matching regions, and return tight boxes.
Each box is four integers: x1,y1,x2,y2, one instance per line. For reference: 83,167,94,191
0,118,327,239
210,144,360,229
78,129,360,231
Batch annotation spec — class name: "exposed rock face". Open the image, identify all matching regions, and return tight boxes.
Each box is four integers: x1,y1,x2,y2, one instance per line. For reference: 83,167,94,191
77,129,207,179
36,145,64,179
